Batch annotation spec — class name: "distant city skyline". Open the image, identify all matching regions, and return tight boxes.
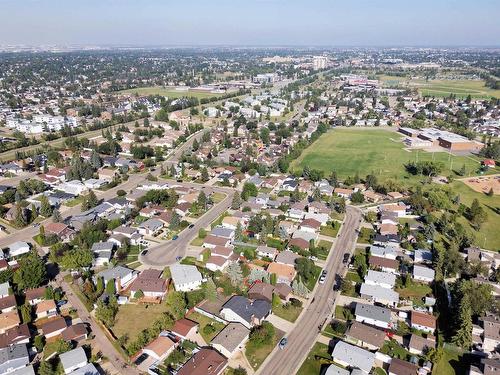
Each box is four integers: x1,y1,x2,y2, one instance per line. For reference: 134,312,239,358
0,0,499,47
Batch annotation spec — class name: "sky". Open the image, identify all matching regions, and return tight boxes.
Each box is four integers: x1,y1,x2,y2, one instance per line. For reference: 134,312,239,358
0,0,499,47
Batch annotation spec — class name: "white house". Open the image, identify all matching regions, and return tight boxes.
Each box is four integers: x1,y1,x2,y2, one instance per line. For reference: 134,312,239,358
256,246,278,260
59,347,88,374
364,270,396,289
7,241,31,258
57,180,88,196
360,283,399,307
355,303,392,329
331,341,375,374
413,265,435,283
170,264,203,292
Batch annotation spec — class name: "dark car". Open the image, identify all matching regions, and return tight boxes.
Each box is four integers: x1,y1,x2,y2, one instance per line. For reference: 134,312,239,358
141,250,148,256
188,224,195,229
343,253,350,264
134,353,148,365
175,256,182,262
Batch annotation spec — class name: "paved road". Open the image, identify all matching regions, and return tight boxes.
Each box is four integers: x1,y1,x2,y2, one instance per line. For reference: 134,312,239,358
140,186,234,267
56,275,140,375
256,206,362,375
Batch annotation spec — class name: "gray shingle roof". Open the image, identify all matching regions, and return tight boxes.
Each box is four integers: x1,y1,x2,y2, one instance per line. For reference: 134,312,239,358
222,296,271,323
355,303,391,323
59,347,87,372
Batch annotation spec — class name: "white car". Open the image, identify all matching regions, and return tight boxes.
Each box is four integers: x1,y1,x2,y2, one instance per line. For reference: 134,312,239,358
319,270,328,284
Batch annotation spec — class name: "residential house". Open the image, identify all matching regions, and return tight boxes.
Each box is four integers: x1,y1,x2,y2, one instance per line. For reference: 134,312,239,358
299,218,322,233
203,235,231,249
388,358,419,375
408,334,436,355
369,256,399,274
414,249,433,264
176,347,228,375
0,295,16,313
142,336,176,361
0,311,20,334
211,322,250,358
206,255,231,272
331,340,375,374
481,315,500,353
91,241,115,267
7,242,30,258
61,324,88,343
345,321,386,350
324,364,350,375
57,180,88,196
267,262,296,285
256,246,278,260
43,222,76,241
369,245,398,260
25,287,46,305
170,264,203,292
138,218,164,236
220,296,271,329
95,266,137,292
40,316,67,339
170,318,198,341
364,270,396,289
412,265,435,283
0,344,30,375
129,269,168,301
355,303,392,329
35,300,57,320
0,324,30,348
360,283,399,307
59,347,88,374
0,282,10,299
275,250,301,266
410,311,436,334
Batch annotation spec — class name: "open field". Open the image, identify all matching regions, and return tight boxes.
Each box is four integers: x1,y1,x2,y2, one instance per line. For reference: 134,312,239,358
412,79,500,99
450,180,500,250
115,86,223,99
291,128,489,183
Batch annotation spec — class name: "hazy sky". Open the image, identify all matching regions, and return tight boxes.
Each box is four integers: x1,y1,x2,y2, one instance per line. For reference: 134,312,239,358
0,0,499,46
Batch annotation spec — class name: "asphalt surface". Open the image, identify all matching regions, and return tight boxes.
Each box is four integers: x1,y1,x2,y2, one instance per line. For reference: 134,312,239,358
257,206,362,375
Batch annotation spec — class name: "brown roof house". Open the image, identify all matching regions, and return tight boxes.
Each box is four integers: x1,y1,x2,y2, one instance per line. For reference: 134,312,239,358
40,316,67,339
35,300,58,320
177,347,228,375
170,318,199,341
345,321,386,350
129,269,168,302
61,323,88,343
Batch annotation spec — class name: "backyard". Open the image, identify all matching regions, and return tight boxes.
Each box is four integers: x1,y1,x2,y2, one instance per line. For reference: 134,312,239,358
186,311,225,342
112,303,171,343
245,326,283,370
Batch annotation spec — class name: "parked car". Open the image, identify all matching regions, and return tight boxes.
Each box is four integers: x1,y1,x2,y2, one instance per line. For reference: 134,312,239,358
343,253,350,264
172,235,179,240
141,250,148,256
188,224,195,229
175,256,182,262
319,270,328,284
278,337,288,350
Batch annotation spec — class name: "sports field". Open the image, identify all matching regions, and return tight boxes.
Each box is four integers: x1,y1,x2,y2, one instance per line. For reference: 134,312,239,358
116,86,223,99
291,128,485,181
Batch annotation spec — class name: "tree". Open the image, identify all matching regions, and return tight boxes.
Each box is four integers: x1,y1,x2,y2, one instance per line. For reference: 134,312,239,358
233,367,248,375
13,203,27,227
197,191,207,210
33,335,45,352
201,167,209,182
452,295,472,349
105,279,116,295
95,277,104,297
19,303,32,324
52,208,62,223
350,190,365,204
249,321,275,346
170,212,181,230
82,190,99,211
231,193,242,210
269,272,277,286
40,195,52,217
241,183,258,201
467,199,487,230
90,150,102,169
292,278,309,297
204,278,217,302
38,360,55,375
166,291,186,320
227,262,243,286
95,296,118,328
13,253,46,290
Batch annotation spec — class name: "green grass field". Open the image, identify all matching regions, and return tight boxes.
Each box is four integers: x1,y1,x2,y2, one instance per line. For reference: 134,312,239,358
116,86,222,99
414,79,500,99
291,128,486,183
296,342,332,375
450,180,500,250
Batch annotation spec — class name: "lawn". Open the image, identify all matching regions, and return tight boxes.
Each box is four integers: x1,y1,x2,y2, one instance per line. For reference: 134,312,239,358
115,86,222,99
412,79,500,99
380,339,412,361
190,237,205,246
296,342,332,375
211,192,226,203
186,311,225,342
396,280,432,303
303,264,322,291
112,303,171,343
291,128,484,182
334,305,354,321
357,227,374,244
272,303,303,323
64,196,84,207
449,180,500,250
245,327,282,370
433,346,468,375
345,271,362,284
320,221,340,238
